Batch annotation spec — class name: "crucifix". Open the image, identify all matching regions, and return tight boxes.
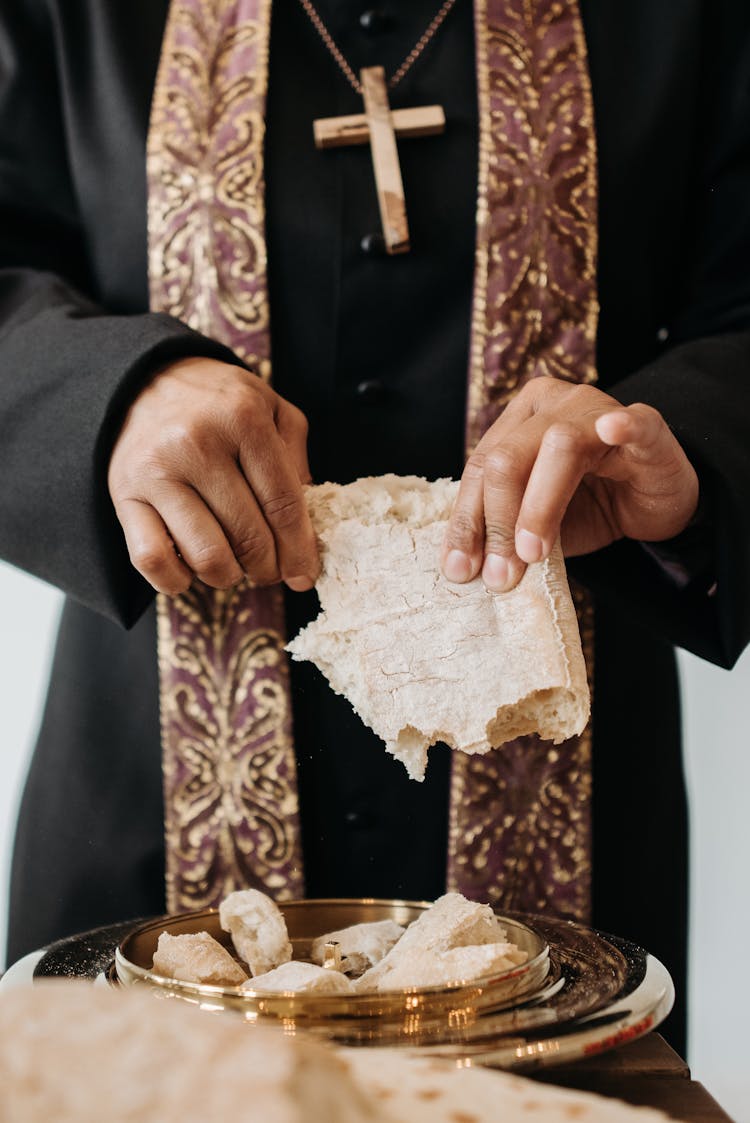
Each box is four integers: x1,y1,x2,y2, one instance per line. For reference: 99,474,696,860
313,67,445,255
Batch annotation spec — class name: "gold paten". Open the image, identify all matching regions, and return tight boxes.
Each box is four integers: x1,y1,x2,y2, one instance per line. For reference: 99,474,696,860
115,898,550,1046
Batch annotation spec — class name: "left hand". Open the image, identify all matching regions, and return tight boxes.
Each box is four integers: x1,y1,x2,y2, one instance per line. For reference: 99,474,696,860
442,377,700,592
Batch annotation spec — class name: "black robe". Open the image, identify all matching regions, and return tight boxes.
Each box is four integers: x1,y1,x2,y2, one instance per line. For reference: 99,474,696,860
2,0,750,1055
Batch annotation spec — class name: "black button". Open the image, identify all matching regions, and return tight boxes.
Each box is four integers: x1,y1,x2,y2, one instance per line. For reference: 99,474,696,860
360,231,386,257
356,378,387,403
359,9,390,33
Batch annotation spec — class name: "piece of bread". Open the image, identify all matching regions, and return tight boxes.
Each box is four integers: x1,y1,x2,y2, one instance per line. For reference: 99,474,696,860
286,475,590,780
370,892,506,957
243,960,356,995
219,889,292,976
353,893,524,993
0,982,380,1122
0,981,673,1123
151,931,248,986
310,920,406,978
344,1048,675,1123
356,942,527,993
391,892,508,950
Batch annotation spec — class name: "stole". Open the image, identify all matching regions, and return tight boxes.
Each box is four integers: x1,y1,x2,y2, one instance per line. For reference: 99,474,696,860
147,0,598,918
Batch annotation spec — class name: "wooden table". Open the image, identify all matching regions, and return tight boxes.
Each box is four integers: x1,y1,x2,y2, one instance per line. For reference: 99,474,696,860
534,1034,735,1122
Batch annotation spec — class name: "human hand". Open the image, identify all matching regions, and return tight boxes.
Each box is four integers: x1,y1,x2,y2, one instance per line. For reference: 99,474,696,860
108,357,319,595
442,377,700,592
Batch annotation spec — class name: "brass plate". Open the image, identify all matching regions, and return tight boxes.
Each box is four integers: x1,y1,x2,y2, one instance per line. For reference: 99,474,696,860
22,902,673,1069
116,899,550,1043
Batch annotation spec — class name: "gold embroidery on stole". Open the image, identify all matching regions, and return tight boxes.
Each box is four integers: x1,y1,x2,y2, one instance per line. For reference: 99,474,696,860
148,0,272,371
148,0,303,912
448,0,599,921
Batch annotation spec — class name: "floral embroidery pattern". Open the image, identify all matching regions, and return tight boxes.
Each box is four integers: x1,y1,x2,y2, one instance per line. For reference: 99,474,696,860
449,0,598,920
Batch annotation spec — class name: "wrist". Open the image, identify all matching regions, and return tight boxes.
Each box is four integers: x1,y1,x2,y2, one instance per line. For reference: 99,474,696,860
640,490,715,592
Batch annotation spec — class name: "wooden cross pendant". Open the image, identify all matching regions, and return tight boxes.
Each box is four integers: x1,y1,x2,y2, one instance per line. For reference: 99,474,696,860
313,66,445,255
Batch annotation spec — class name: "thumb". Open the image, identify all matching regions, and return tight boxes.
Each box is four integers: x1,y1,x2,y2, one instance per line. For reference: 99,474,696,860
594,403,699,539
594,403,667,459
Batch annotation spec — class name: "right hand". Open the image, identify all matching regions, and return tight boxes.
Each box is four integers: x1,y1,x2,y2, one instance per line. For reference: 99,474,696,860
108,357,319,595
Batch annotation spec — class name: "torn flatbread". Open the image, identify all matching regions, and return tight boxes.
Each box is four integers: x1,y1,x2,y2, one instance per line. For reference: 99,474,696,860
287,476,589,780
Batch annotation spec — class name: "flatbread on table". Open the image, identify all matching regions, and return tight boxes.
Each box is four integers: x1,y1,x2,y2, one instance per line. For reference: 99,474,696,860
287,475,590,780
0,982,676,1123
344,1048,676,1123
0,982,378,1123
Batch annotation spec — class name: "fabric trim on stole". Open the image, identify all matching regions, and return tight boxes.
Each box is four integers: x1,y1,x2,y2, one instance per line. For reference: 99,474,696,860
447,0,598,920
148,0,304,912
147,0,598,918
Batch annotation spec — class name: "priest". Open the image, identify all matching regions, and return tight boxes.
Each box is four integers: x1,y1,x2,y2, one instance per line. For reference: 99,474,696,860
2,0,749,1056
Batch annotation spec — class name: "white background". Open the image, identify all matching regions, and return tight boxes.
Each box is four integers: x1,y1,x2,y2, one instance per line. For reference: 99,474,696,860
1,558,748,1121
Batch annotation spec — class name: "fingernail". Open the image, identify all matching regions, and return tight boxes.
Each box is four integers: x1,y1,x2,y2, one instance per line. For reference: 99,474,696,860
285,575,315,593
516,529,544,564
482,553,510,592
444,549,474,583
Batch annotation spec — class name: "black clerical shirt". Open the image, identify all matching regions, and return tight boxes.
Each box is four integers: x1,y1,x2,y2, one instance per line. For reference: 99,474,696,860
4,1,750,1060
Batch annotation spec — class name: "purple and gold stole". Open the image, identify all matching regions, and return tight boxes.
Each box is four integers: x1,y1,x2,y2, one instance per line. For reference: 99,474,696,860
148,0,598,918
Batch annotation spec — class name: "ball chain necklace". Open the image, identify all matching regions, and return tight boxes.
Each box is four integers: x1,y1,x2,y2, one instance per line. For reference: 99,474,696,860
298,0,460,254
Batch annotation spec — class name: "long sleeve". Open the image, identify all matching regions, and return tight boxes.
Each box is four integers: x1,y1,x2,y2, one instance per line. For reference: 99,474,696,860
0,2,236,627
571,332,750,669
570,6,750,669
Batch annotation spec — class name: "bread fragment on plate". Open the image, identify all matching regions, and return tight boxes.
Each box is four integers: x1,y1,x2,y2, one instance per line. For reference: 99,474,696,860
354,893,527,993
243,960,356,995
286,475,590,781
151,931,248,986
356,942,527,993
310,920,406,978
0,982,381,1123
383,892,506,954
219,888,292,976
